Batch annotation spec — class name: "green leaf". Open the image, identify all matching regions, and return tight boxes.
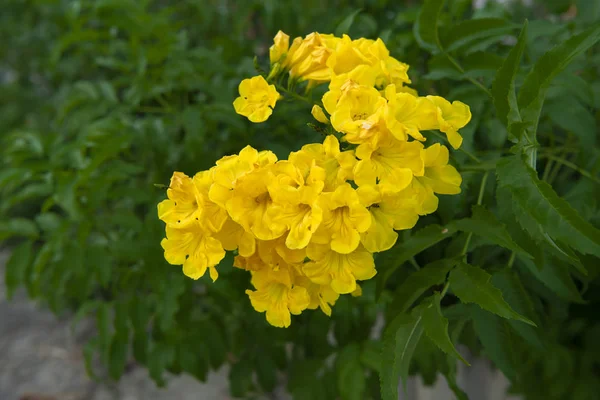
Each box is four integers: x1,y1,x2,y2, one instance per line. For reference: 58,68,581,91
518,24,600,138
97,303,112,365
491,270,545,350
376,224,456,298
492,20,528,130
497,155,600,259
449,262,535,325
380,313,424,400
5,240,33,298
360,340,382,373
389,258,458,315
451,205,532,257
442,320,469,400
443,18,517,52
337,344,366,400
414,0,445,53
334,9,362,36
0,218,39,241
545,98,596,149
519,255,585,303
470,306,520,380
108,332,129,380
418,293,469,365
256,354,278,392
229,358,254,398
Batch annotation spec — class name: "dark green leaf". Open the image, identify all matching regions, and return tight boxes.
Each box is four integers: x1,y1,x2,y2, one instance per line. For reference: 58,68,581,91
108,332,129,380
337,344,366,400
497,155,600,259
5,240,33,298
389,258,458,315
518,24,600,138
451,205,532,257
256,354,278,392
360,340,382,373
0,218,39,241
545,98,596,149
414,0,445,53
335,9,362,36
449,262,535,325
380,313,423,400
443,18,517,52
229,358,254,398
519,255,585,303
492,20,528,130
491,270,545,350
376,224,457,298
418,294,469,364
470,306,520,380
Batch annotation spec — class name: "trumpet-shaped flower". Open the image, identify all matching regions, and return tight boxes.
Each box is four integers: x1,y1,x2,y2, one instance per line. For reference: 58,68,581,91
384,85,437,141
426,96,471,150
270,30,290,64
311,183,371,254
161,222,225,281
289,135,356,191
416,143,462,195
233,76,280,123
246,265,310,327
157,172,202,227
304,243,376,294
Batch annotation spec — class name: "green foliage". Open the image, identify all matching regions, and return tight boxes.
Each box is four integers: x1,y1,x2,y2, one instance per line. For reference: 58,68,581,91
2,1,600,399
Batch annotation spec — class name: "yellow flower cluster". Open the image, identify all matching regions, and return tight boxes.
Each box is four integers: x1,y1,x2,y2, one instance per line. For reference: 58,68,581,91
159,31,471,328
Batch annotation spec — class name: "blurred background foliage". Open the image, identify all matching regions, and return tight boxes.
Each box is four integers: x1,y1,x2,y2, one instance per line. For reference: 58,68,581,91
1,0,599,399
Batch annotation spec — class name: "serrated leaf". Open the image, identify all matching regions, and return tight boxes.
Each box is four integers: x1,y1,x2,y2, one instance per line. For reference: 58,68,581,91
451,205,532,257
334,9,362,36
519,255,585,303
497,155,600,259
108,332,129,380
0,218,39,241
443,18,516,52
360,340,382,373
545,98,596,149
449,262,535,325
380,313,423,400
418,293,469,365
492,20,528,130
414,0,445,53
491,270,545,350
5,240,33,299
389,259,458,315
376,224,457,298
470,306,520,380
518,24,600,138
442,319,469,400
337,344,365,400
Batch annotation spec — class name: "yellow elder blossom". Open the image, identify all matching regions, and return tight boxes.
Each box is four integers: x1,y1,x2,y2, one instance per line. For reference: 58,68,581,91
233,76,280,123
160,30,472,328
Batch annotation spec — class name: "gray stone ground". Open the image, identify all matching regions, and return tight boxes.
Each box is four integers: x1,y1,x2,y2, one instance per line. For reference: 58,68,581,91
0,251,238,400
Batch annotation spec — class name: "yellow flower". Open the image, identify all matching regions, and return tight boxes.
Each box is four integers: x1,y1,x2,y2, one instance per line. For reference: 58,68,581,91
426,96,471,150
209,146,277,208
311,183,371,254
227,165,287,241
322,65,379,114
246,265,310,327
284,33,338,82
329,85,386,137
213,217,256,257
161,222,225,281
268,162,325,249
384,85,438,142
304,243,376,294
311,105,329,123
353,135,424,193
256,236,307,267
295,275,339,316
289,135,356,191
157,172,201,227
233,75,280,123
270,30,290,64
416,143,462,195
